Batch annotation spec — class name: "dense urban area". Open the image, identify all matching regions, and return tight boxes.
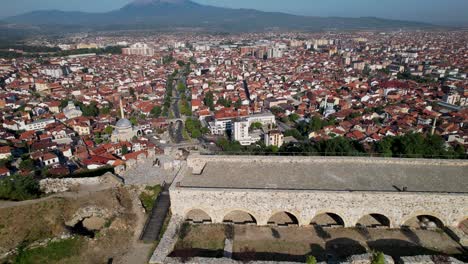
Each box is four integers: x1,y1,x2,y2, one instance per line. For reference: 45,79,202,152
0,25,467,264
1,31,467,180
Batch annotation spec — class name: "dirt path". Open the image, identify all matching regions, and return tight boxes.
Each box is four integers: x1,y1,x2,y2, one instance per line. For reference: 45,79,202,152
0,184,115,209
114,188,155,264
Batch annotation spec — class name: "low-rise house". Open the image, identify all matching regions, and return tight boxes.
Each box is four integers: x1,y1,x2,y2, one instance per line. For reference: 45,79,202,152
0,167,10,177
0,146,11,160
73,122,91,136
36,152,60,167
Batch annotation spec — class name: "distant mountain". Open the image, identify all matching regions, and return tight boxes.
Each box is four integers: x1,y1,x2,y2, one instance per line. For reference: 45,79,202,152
0,20,43,41
6,0,435,32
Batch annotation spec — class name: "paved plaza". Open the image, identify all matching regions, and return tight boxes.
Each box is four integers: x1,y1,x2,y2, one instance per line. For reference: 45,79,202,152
122,155,180,185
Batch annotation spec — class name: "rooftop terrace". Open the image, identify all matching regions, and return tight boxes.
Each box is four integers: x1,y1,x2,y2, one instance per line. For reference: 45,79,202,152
179,155,468,193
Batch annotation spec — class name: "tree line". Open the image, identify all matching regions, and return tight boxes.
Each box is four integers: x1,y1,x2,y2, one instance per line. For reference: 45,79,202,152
0,46,124,59
216,133,466,159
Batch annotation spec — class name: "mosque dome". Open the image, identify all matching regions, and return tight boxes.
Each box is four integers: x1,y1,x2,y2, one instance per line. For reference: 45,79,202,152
115,118,132,129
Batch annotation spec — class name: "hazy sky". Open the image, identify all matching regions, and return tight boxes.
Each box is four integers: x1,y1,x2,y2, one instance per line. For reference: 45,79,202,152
1,0,467,25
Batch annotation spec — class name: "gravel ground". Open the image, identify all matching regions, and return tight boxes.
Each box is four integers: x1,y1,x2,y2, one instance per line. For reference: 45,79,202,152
122,155,179,185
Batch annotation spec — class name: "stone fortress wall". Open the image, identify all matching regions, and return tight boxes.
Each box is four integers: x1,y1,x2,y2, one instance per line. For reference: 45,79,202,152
186,154,468,172
171,155,468,228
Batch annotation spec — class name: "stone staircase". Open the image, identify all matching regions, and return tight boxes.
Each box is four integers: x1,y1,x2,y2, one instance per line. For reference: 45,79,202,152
140,183,171,242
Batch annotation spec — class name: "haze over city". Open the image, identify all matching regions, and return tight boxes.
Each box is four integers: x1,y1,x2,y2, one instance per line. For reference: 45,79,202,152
1,0,468,25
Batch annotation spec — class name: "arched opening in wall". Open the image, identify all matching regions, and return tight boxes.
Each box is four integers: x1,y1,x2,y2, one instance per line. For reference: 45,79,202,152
310,213,345,227
402,215,444,229
458,218,468,235
223,211,257,225
356,214,391,228
267,212,299,226
185,209,212,224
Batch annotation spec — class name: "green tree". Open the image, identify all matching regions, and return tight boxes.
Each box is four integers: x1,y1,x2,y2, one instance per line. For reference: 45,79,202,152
346,112,361,121
250,122,263,130
270,106,285,115
162,107,168,117
216,138,242,152
378,68,390,75
177,60,185,67
99,107,111,115
423,134,447,157
122,145,129,155
371,252,385,264
309,116,325,132
306,256,317,264
129,88,136,99
151,106,162,118
289,113,300,123
374,133,453,158
104,126,114,135
19,159,35,171
234,98,242,109
163,55,174,65
0,175,41,201
315,136,363,156
129,117,138,126
218,97,231,107
177,82,186,93
191,129,202,138
375,137,395,157
453,144,466,159
180,100,192,116
78,101,99,117
204,91,215,111
60,100,69,109
0,158,10,167
185,118,205,138
284,129,304,140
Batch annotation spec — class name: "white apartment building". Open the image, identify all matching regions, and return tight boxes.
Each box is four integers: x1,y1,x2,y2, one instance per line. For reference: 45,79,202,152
210,112,276,136
40,66,63,78
444,93,467,107
24,119,56,131
122,43,155,56
246,113,276,126
231,113,277,145
209,118,233,135
233,120,258,146
265,130,284,148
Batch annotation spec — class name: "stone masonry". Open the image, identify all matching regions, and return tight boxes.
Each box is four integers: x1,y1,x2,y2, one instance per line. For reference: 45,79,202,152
171,155,468,228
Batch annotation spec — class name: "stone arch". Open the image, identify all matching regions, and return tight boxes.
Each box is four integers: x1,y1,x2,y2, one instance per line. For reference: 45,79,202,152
311,212,345,227
184,209,212,224
356,213,391,228
267,211,299,226
223,210,258,225
401,214,445,229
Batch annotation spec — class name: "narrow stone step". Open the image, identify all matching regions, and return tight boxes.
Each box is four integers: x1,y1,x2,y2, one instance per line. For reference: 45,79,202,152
139,191,172,241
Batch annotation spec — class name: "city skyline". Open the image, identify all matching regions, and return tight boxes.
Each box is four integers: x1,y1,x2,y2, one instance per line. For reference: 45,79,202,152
0,0,467,261
1,0,467,25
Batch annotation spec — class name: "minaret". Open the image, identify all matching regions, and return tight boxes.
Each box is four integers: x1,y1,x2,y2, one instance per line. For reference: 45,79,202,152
120,97,125,119
431,117,437,136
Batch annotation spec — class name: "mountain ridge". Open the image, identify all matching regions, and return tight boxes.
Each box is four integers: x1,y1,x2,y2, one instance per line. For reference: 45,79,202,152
5,0,437,32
